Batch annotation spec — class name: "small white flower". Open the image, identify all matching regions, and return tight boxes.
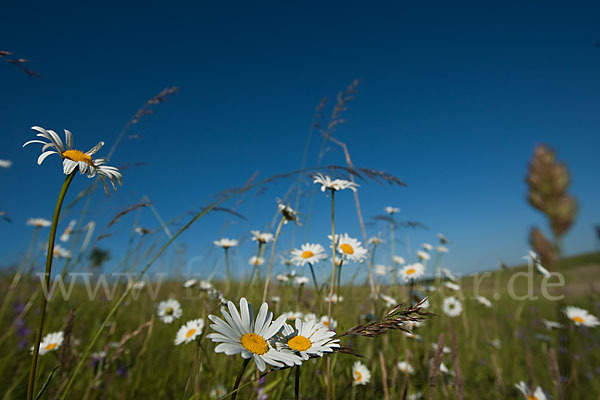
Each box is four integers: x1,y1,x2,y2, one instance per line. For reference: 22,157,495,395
438,233,448,243
421,243,433,251
439,362,452,375
313,173,359,192
474,295,492,308
384,206,400,215
352,361,371,385
290,243,327,266
398,263,425,282
279,318,340,360
368,237,384,246
294,276,310,286
444,282,461,291
431,343,451,354
276,274,289,282
249,256,265,266
397,361,415,374
27,218,51,228
60,219,76,242
324,294,344,304
380,294,397,308
404,331,422,340
277,201,300,225
198,280,214,290
319,316,338,331
183,279,197,288
541,319,563,330
213,238,238,249
157,299,183,324
442,296,462,317
515,381,548,400
134,226,151,235
490,339,501,349
209,384,227,399
564,306,599,327
304,313,317,322
437,245,449,253
375,264,390,276
270,296,281,304
31,331,64,355
24,126,122,193
284,311,304,321
175,318,204,345
329,233,368,263
0,159,12,168
52,245,71,259
207,298,303,371
442,268,458,282
251,230,274,244
393,255,406,265
417,250,430,261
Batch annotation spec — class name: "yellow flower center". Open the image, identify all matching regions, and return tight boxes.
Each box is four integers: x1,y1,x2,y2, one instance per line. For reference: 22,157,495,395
62,150,94,166
287,335,312,352
527,396,538,400
185,329,196,338
165,307,174,315
406,268,416,275
354,371,362,382
241,333,268,355
45,343,57,351
572,316,584,324
340,243,354,254
301,250,314,259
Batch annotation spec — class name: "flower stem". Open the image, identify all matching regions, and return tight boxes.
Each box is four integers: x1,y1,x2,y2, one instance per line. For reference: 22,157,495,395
308,262,320,294
231,358,251,400
326,189,336,400
262,216,285,303
294,365,301,400
27,171,76,400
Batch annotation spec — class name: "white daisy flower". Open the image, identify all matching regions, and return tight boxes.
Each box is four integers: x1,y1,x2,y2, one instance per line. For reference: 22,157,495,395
375,264,390,276
134,226,151,235
249,256,265,266
0,159,12,168
442,296,462,318
60,219,76,242
279,318,340,360
368,237,384,246
474,295,492,308
329,233,368,263
27,218,51,228
32,331,64,355
284,311,304,321
324,294,344,304
384,206,400,215
209,384,227,399
23,126,122,192
490,339,502,349
400,320,424,331
398,263,425,282
199,280,214,290
129,280,145,290
213,238,238,249
437,245,449,253
541,319,563,330
397,361,415,374
431,343,451,354
276,274,289,282
564,306,599,327
294,276,310,286
277,201,300,225
251,230,274,244
444,282,461,291
439,362,452,375
421,243,433,251
442,268,458,282
407,391,424,400
393,255,406,265
290,243,327,266
175,318,204,345
183,279,197,288
515,381,548,400
380,294,397,308
352,361,371,385
319,316,338,331
417,250,430,261
438,233,448,243
304,313,317,322
270,296,281,304
404,331,422,340
157,299,183,324
52,245,71,259
207,298,302,372
313,173,359,192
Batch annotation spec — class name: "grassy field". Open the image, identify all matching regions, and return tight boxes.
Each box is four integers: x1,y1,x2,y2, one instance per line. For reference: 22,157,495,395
1,249,598,399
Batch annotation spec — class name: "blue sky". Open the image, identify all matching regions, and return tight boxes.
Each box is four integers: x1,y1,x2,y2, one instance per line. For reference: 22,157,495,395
1,1,599,279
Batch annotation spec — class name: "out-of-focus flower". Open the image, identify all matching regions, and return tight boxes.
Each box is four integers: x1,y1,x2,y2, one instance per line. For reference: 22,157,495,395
442,296,462,318
352,361,371,385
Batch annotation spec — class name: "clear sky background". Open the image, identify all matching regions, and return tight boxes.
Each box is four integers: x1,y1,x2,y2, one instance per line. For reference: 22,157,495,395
1,1,599,280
